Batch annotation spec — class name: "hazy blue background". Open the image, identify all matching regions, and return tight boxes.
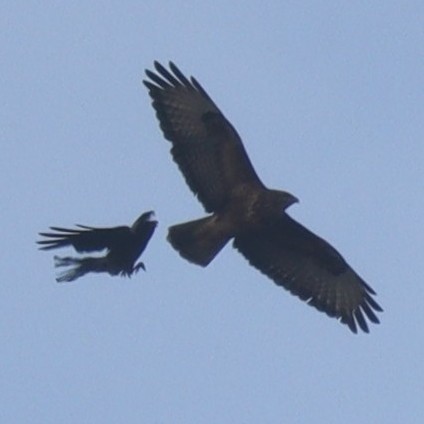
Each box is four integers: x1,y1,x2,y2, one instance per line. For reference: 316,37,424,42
2,1,423,422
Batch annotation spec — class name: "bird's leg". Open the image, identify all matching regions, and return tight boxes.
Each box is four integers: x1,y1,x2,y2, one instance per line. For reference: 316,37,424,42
134,262,146,273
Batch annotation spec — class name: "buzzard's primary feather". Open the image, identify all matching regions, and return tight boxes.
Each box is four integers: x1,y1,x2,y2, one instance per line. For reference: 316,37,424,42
38,211,157,282
144,62,382,333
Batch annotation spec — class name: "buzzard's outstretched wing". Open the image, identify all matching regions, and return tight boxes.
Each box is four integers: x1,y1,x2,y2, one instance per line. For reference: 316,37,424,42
143,61,264,212
38,225,131,253
234,215,383,333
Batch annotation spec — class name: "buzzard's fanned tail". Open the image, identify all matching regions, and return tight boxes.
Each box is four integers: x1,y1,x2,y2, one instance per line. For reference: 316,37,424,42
168,216,231,267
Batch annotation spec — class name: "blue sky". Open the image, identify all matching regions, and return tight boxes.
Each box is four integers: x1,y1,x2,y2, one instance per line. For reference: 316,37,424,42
1,1,423,422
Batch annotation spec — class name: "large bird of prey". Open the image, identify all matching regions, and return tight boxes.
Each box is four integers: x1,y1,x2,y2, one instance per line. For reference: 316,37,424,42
143,61,383,333
38,211,157,282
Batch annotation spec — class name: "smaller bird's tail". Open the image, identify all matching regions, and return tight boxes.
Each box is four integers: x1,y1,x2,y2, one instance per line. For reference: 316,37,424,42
54,256,106,282
168,216,232,267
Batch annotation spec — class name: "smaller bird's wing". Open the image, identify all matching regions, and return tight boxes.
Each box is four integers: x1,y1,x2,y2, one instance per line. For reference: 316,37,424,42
233,215,383,333
37,225,131,253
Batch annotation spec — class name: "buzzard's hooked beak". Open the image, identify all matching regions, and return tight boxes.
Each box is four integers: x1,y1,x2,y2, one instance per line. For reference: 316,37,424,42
286,193,299,209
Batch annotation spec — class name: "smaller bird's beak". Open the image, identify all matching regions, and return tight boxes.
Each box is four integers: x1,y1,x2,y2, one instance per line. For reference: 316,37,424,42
136,210,156,224
145,211,156,221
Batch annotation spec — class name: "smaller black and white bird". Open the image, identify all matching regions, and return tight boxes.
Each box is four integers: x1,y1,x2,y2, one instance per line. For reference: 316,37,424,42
37,211,157,282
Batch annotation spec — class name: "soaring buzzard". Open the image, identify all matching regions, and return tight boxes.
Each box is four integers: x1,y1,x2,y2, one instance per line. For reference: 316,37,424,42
38,211,157,282
144,62,382,333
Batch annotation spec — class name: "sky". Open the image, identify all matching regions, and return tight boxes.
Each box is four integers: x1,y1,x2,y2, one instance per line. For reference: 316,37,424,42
1,1,423,423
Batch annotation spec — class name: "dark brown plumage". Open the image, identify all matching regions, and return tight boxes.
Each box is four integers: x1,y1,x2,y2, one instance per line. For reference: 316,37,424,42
38,211,157,282
144,61,382,333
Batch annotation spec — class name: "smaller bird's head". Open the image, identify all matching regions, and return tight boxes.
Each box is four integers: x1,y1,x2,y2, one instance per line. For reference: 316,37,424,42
138,210,156,222
132,210,158,230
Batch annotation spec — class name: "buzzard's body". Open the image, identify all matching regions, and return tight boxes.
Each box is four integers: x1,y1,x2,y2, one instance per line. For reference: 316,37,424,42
144,62,382,333
38,211,157,282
